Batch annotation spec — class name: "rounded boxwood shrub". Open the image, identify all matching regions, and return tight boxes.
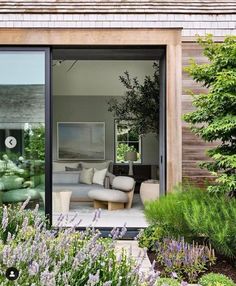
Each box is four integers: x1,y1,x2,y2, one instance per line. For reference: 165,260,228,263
199,273,236,286
156,278,180,286
138,224,164,250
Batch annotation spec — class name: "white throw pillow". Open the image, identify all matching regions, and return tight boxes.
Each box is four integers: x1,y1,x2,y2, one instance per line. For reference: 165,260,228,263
92,168,107,186
80,168,94,185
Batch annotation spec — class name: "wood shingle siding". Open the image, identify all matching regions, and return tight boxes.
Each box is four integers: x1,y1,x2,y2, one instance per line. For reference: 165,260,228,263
0,0,235,14
182,42,218,187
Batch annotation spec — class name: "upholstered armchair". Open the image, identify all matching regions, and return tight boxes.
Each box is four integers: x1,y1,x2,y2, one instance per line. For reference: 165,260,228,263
88,176,135,211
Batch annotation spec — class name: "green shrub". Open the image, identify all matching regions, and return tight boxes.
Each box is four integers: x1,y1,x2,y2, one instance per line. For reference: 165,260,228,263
183,194,236,258
183,35,236,196
138,225,164,250
199,273,236,286
144,185,236,258
155,278,179,286
144,186,205,240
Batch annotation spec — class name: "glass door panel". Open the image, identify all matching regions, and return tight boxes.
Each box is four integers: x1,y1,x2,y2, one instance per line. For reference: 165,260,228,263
0,50,48,212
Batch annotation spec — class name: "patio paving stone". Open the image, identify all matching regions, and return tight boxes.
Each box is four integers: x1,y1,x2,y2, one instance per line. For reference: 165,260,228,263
115,240,151,273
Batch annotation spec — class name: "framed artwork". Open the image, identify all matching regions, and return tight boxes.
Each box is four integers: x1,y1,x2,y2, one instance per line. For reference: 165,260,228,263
57,122,105,160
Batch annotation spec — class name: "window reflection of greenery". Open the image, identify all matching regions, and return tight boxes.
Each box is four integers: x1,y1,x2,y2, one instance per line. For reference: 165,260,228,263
116,122,141,163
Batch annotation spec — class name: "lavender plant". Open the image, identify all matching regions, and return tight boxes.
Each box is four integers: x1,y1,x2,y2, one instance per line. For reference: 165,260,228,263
0,202,159,286
156,238,216,283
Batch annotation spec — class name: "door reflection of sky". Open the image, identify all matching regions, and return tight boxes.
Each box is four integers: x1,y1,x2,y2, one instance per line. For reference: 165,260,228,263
0,52,45,85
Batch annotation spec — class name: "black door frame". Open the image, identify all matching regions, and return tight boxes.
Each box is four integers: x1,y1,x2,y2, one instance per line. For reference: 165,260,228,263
159,54,166,196
51,46,167,234
0,46,166,234
0,46,52,223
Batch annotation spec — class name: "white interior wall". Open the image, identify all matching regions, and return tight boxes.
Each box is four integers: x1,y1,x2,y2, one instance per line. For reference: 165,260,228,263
53,60,154,96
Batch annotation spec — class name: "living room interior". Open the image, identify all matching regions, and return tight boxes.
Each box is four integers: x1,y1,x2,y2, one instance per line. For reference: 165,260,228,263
0,48,164,230
52,47,162,228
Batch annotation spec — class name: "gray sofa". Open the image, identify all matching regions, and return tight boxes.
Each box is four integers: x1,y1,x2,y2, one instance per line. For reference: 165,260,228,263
53,160,114,202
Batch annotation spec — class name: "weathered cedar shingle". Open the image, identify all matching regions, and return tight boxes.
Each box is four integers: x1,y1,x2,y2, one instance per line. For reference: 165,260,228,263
0,0,235,14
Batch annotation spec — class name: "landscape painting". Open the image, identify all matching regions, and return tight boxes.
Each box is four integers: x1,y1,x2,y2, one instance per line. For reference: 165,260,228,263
57,122,105,160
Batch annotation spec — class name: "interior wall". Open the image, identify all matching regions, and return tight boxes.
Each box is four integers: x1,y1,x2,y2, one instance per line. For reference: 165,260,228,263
53,60,155,96
53,95,159,164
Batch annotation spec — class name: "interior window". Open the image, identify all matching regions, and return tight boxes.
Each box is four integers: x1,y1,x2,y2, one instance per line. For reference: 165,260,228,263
115,121,141,163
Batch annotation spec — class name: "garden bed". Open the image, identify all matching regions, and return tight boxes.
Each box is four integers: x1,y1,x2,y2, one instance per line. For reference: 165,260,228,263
147,251,236,283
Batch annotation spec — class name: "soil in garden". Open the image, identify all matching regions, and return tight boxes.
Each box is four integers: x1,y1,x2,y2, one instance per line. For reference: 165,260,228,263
148,251,236,283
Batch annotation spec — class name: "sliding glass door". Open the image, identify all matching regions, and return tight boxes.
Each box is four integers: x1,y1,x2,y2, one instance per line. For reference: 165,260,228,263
0,48,50,215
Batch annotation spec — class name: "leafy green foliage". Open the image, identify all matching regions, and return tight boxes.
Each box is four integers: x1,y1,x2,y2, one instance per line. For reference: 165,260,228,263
144,186,203,240
116,143,137,163
24,125,45,161
183,194,236,258
0,152,21,162
137,225,164,251
155,278,179,286
199,273,236,286
0,154,26,178
107,61,160,135
144,185,236,258
183,35,236,195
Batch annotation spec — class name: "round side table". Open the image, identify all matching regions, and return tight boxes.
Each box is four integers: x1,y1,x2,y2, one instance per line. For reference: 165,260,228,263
140,180,159,204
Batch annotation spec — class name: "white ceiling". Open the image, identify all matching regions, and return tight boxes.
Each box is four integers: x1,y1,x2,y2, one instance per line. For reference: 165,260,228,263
52,60,154,96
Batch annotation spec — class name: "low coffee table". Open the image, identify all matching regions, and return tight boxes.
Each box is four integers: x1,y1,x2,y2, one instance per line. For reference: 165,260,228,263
53,190,72,213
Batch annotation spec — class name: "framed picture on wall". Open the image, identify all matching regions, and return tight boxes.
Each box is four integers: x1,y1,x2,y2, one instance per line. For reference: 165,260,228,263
57,122,105,160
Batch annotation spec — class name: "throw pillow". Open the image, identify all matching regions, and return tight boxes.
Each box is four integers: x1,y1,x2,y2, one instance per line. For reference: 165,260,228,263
92,168,107,186
105,171,116,185
65,166,82,171
80,168,94,185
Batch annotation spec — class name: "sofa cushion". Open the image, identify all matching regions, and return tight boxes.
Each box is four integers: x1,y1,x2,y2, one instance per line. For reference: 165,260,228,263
53,171,80,184
112,176,135,192
92,168,107,186
88,189,128,203
80,168,94,185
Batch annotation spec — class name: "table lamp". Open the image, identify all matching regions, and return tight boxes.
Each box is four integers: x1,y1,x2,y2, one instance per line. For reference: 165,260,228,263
125,151,137,176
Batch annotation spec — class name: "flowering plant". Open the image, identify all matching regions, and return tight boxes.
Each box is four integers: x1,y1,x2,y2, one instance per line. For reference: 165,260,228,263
0,201,159,286
156,238,216,283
